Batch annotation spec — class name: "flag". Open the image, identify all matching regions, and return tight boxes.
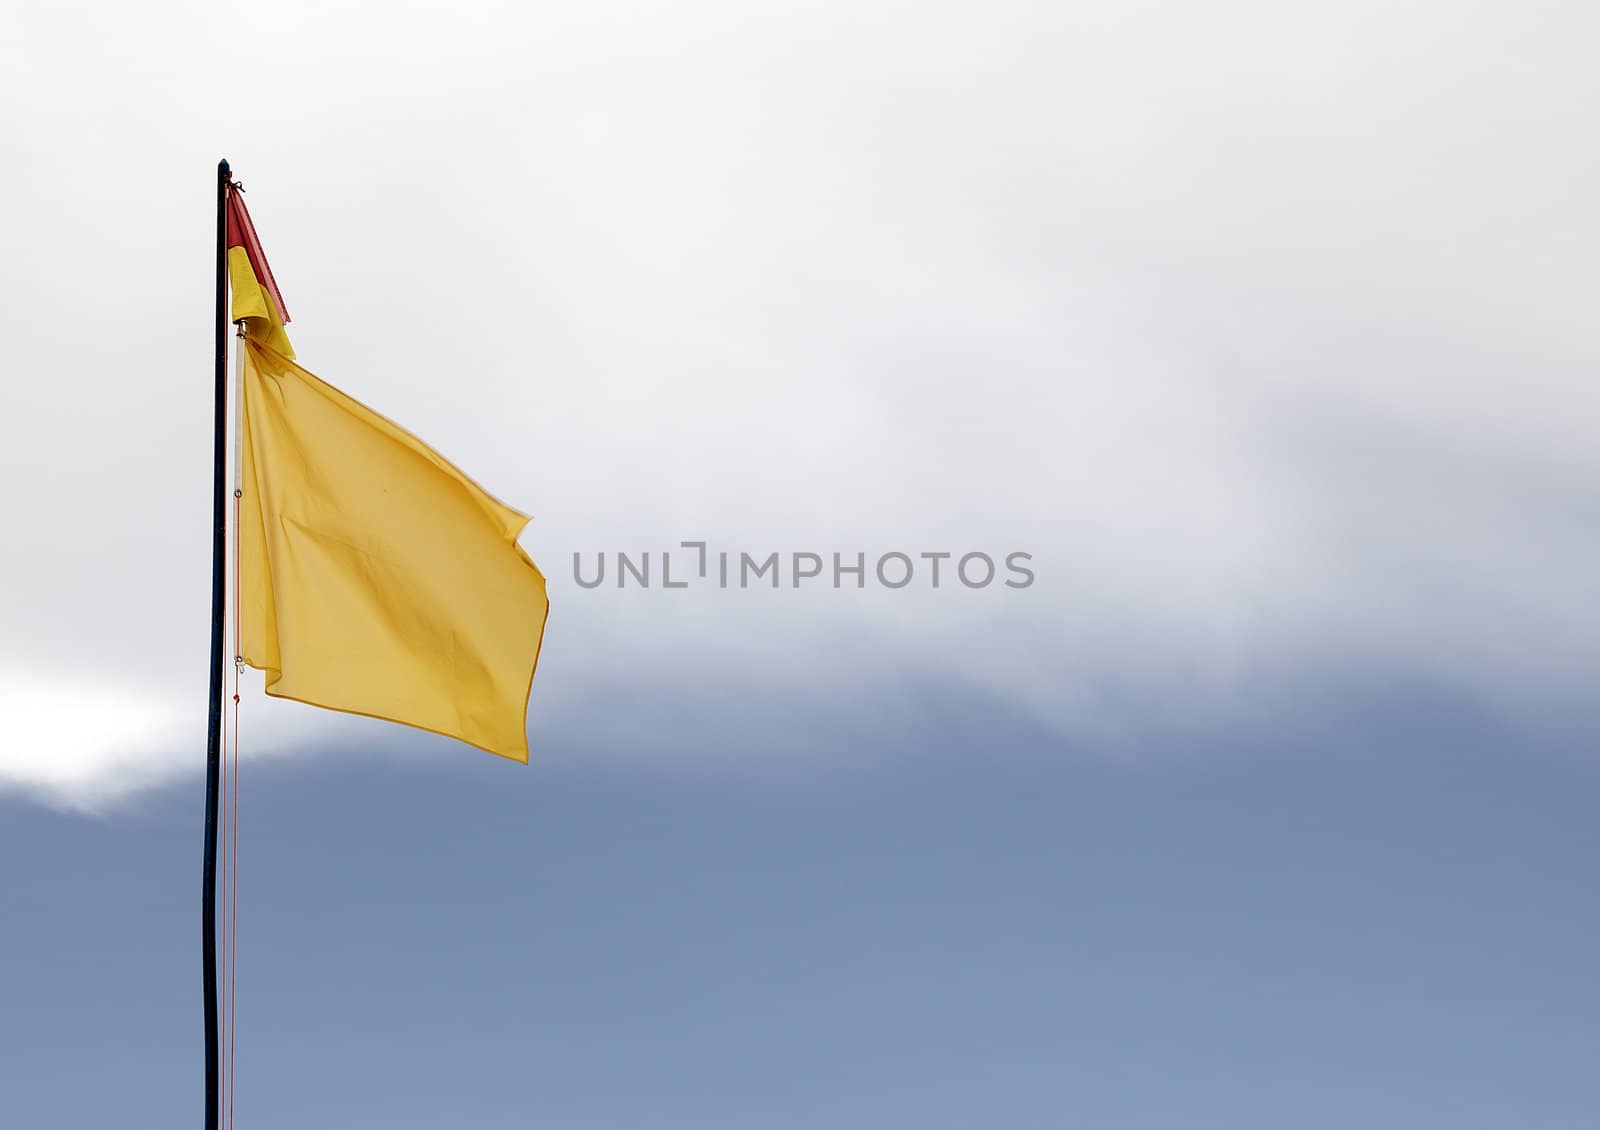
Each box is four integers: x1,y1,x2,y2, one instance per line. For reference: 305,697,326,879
238,338,549,761
226,190,295,358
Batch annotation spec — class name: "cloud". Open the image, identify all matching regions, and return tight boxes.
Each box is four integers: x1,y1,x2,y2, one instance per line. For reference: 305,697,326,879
3,0,1598,805
0,667,190,811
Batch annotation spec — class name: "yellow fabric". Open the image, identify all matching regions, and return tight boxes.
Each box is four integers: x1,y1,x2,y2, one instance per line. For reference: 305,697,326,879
239,339,548,761
228,246,296,358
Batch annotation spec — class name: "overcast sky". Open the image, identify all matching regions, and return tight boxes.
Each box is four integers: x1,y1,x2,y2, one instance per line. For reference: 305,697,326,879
2,0,1596,805
2,2,1598,1125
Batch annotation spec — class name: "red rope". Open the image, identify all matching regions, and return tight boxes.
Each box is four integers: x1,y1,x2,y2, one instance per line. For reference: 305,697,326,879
227,492,242,1129
218,653,230,1124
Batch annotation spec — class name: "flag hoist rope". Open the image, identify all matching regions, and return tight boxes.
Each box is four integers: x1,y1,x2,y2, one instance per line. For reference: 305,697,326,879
207,158,245,1130
219,322,245,1130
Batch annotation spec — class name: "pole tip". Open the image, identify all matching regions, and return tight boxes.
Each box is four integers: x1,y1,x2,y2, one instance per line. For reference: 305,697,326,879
219,158,231,179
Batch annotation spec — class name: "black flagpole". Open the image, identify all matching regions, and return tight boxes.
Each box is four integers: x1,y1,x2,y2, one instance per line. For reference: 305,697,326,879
203,157,230,1130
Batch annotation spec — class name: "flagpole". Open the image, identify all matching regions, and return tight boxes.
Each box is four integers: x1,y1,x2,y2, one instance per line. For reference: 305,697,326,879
203,156,231,1130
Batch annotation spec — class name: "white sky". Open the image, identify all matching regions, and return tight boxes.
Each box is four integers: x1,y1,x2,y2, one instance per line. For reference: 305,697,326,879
3,0,1597,806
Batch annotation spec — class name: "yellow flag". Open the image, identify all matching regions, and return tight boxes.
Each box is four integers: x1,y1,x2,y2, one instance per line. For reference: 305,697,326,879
239,339,548,761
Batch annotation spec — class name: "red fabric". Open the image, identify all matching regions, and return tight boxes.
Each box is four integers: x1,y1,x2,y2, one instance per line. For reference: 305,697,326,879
226,189,291,325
